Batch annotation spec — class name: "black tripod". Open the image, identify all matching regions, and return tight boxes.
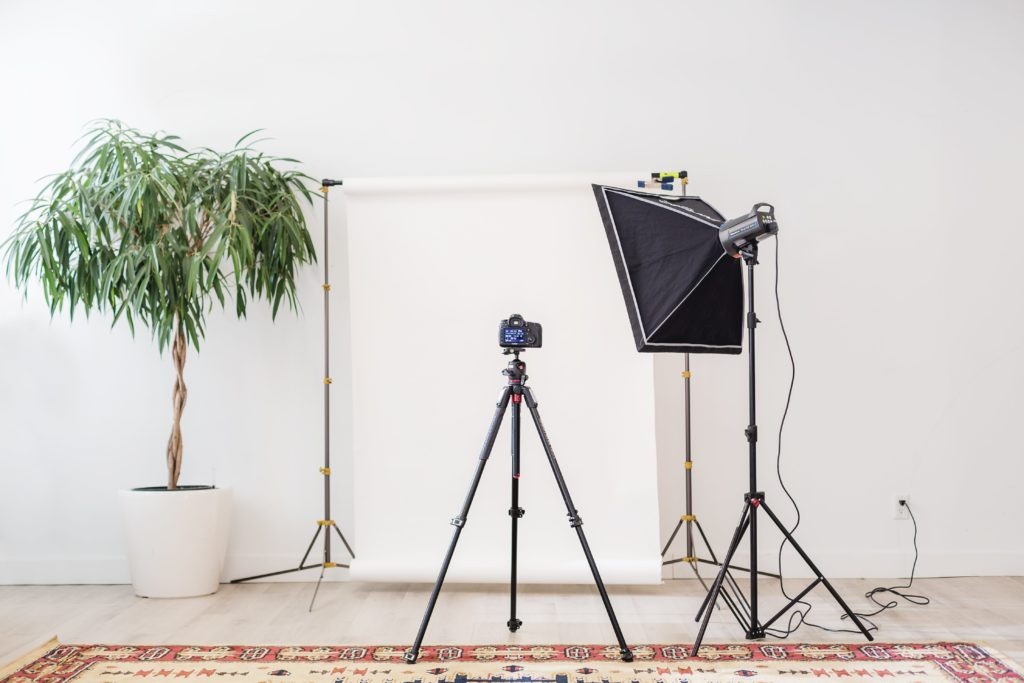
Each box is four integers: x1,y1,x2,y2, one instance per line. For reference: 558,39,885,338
405,350,634,664
231,179,355,610
690,243,873,656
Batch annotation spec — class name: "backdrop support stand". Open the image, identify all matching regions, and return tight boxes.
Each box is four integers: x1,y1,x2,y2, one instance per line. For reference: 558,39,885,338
660,354,715,590
231,179,355,611
661,354,780,587
689,244,871,655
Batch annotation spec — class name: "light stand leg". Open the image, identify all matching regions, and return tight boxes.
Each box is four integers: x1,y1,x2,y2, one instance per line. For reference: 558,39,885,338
405,386,512,664
759,501,874,641
508,392,524,632
692,503,751,656
522,386,634,663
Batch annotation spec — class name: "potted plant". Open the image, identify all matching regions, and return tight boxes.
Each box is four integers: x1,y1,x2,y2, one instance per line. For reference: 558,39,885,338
3,120,316,597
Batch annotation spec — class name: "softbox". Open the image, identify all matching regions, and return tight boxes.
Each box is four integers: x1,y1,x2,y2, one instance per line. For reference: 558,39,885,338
592,185,743,354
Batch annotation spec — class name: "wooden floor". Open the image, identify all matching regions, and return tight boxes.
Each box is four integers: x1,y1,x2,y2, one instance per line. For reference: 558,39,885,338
2,578,1022,667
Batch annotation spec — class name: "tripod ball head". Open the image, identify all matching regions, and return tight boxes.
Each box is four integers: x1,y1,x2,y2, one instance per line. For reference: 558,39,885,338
503,358,527,382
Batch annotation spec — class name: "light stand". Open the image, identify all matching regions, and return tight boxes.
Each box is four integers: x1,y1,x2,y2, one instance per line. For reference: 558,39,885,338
404,349,634,664
231,179,355,611
689,242,873,655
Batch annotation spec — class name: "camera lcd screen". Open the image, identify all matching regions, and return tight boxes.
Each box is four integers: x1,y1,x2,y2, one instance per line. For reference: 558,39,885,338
502,327,527,345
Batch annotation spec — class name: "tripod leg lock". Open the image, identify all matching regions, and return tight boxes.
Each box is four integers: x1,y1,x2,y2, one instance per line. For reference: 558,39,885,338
744,492,765,507
509,507,525,518
450,516,466,528
567,511,583,528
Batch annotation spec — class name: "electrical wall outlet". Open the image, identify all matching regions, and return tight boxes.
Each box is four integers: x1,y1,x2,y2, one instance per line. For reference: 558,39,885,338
894,495,910,520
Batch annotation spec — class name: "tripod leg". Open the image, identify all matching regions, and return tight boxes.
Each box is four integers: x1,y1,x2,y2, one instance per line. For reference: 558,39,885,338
692,503,751,657
309,565,326,612
405,386,512,664
508,394,524,632
521,386,633,662
333,524,356,559
299,525,323,568
759,501,874,642
231,525,324,583
661,518,684,559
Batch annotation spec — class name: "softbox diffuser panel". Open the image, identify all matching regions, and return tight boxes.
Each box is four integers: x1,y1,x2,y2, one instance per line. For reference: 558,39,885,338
593,185,743,354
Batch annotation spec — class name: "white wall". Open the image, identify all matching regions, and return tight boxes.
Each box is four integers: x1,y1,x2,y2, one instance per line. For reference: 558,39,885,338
1,0,1022,583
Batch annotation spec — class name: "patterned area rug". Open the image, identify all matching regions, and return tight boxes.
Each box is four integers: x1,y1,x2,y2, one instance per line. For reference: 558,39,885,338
2,642,1022,683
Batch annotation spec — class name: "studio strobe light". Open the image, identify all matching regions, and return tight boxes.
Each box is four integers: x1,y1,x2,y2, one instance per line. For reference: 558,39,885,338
592,183,872,654
719,203,779,257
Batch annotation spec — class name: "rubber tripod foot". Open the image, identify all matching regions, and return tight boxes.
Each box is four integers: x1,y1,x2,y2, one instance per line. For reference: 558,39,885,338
404,652,418,664
621,648,634,663
507,618,522,632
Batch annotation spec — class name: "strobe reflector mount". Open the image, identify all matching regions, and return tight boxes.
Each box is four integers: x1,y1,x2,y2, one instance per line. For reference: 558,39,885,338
719,203,779,257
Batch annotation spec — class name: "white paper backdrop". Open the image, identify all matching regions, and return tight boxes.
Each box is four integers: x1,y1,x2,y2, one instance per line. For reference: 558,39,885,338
345,175,661,583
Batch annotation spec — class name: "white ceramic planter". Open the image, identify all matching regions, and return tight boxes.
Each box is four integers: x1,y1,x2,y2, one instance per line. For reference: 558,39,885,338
119,486,232,598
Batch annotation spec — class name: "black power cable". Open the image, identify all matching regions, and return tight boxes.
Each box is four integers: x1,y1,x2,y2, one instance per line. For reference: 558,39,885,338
765,236,929,638
857,501,931,616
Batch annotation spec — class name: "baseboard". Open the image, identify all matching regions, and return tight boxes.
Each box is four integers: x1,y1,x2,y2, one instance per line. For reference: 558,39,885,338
664,550,1024,580
0,557,131,585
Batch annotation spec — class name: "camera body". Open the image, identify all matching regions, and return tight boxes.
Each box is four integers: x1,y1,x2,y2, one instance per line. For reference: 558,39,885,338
499,313,543,348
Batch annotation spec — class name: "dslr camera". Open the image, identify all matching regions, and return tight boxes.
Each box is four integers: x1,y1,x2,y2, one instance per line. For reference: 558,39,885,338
499,313,543,348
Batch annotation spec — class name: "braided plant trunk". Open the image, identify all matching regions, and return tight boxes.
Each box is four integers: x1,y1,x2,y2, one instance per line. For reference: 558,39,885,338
166,321,187,490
